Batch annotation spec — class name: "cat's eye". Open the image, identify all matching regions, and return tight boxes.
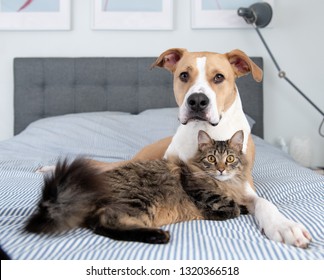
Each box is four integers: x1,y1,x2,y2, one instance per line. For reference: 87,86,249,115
226,155,235,163
207,155,216,163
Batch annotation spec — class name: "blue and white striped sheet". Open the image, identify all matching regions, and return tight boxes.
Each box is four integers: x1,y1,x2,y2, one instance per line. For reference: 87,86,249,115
0,108,323,260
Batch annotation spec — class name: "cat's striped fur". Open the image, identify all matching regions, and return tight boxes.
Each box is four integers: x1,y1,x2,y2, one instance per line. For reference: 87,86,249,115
25,130,249,244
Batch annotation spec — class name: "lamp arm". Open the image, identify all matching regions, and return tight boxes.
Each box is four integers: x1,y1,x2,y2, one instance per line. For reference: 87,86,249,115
254,26,281,72
253,24,324,118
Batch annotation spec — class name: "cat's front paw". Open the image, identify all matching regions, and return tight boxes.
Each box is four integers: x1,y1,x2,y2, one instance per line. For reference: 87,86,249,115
262,219,312,248
211,200,240,220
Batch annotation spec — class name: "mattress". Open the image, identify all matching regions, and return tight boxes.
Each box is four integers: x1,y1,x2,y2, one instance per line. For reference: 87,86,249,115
0,108,323,260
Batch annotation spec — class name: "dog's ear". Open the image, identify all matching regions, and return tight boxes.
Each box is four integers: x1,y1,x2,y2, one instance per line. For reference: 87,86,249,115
151,48,187,72
226,49,263,82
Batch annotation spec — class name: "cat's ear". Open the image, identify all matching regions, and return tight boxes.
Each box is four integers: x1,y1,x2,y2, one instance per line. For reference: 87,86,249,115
229,130,244,152
198,130,213,150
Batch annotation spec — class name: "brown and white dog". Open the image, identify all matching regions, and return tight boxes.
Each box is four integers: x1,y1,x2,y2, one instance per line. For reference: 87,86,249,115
40,48,312,248
146,48,311,248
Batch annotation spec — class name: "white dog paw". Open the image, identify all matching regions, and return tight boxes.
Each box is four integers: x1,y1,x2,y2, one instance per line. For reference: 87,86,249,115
36,165,56,173
262,220,312,248
254,197,312,248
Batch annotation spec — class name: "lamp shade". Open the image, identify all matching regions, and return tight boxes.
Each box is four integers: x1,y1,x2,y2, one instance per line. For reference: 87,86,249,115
238,2,273,28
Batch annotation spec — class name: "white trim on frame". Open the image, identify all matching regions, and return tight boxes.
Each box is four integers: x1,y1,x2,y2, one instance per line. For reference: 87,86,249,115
191,0,273,29
0,0,71,30
92,0,173,30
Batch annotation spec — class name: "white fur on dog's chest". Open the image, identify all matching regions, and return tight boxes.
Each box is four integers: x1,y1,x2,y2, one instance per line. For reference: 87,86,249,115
165,93,251,161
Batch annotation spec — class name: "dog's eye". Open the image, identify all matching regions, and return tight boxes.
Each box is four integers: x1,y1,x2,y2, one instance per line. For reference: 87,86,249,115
179,72,189,82
226,155,235,163
207,155,216,163
214,73,225,84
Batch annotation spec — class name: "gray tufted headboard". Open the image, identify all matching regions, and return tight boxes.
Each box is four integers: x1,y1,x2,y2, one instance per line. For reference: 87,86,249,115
13,57,263,137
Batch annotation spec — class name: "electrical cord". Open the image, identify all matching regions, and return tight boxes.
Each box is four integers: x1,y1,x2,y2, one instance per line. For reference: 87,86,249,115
319,118,324,137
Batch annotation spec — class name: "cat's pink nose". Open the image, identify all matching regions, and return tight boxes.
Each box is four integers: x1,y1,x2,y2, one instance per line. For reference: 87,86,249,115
218,168,225,174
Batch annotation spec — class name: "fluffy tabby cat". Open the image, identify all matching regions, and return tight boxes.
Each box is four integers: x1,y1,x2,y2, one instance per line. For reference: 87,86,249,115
25,130,249,244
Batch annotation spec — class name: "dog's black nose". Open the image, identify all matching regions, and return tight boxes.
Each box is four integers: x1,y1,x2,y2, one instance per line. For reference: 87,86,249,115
187,93,209,112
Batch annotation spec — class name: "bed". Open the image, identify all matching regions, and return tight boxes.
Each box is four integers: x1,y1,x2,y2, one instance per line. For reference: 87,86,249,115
0,57,323,260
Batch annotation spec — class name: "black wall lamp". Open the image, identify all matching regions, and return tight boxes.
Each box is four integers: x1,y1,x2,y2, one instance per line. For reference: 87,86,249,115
238,2,324,136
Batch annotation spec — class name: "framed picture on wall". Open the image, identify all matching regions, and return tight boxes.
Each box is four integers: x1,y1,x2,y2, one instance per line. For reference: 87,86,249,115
92,0,173,30
0,0,71,30
191,0,273,29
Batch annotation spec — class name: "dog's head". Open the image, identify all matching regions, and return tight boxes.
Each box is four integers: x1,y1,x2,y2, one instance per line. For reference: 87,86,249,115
151,48,262,126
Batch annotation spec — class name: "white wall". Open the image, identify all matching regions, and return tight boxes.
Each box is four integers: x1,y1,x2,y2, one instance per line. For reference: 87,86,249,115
1,0,323,167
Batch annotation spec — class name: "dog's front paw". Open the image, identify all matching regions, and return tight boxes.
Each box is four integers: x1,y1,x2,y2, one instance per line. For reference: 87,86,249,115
254,197,312,248
262,219,312,248
36,165,56,173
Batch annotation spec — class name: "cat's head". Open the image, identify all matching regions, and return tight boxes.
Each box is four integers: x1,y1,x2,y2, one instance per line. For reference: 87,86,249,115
195,130,245,181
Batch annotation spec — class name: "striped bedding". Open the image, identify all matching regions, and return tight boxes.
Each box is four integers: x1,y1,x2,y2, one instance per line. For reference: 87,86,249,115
0,108,323,260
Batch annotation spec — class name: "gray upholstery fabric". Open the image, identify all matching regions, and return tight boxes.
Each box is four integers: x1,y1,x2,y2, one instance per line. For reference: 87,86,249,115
14,57,263,137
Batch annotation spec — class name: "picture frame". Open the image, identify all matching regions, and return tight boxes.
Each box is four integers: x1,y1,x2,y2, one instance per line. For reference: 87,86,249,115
191,0,274,29
0,0,71,30
92,0,173,30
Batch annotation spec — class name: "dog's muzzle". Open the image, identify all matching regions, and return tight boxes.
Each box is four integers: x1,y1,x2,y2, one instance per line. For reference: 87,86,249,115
181,93,219,126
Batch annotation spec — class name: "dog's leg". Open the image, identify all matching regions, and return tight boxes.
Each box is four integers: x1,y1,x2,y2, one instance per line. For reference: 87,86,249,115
132,136,172,161
36,137,172,173
36,165,56,173
244,183,312,248
83,159,131,172
92,136,172,171
246,135,256,190
36,159,130,174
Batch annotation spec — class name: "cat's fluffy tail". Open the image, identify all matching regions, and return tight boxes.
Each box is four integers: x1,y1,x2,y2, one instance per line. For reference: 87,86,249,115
25,158,101,234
